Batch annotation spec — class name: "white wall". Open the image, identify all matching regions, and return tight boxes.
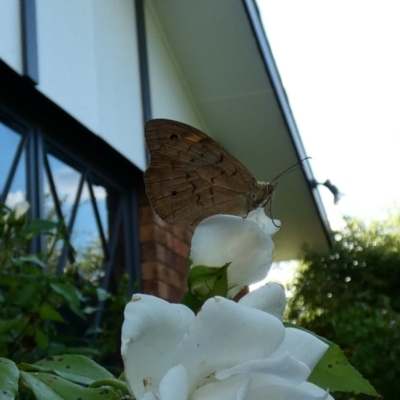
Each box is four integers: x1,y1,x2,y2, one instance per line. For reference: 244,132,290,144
145,2,207,132
0,0,23,74
36,1,98,131
91,1,145,169
36,0,146,171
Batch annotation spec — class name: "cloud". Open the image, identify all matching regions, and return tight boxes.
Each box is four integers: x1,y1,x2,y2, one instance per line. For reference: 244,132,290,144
46,166,107,205
5,190,25,208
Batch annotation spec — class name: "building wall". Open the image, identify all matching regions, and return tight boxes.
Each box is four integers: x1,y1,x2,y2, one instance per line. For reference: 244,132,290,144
0,0,22,74
145,1,208,131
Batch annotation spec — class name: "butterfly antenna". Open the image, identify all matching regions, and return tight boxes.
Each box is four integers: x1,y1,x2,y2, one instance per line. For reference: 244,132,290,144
270,157,311,184
268,183,281,228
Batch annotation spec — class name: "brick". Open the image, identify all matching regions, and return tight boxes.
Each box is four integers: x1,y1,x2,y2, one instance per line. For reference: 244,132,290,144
139,206,156,225
140,225,155,243
164,248,186,273
138,187,195,301
155,280,170,301
182,228,194,245
142,262,187,291
141,261,159,280
166,285,184,303
154,214,168,229
141,280,159,296
154,225,173,248
141,243,157,263
171,236,190,259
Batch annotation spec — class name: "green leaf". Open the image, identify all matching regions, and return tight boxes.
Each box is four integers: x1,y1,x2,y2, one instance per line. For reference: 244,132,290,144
35,329,49,349
51,347,100,357
187,263,230,300
12,255,46,268
0,357,19,399
83,306,100,314
50,283,81,306
20,371,119,400
69,303,86,320
309,340,377,395
285,323,378,396
181,290,205,312
45,343,100,357
183,264,230,312
50,283,85,319
85,325,103,335
88,377,129,393
0,318,22,335
96,288,111,301
186,257,193,272
20,354,114,386
24,219,59,233
37,305,65,322
14,284,41,307
20,371,63,400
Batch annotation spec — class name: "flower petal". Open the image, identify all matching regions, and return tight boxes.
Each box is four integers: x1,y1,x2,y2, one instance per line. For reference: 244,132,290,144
239,283,286,321
189,214,274,297
249,381,333,400
13,201,30,221
138,393,158,400
121,294,194,398
175,296,284,393
271,327,329,372
192,375,251,400
159,364,187,400
247,208,280,236
215,352,310,386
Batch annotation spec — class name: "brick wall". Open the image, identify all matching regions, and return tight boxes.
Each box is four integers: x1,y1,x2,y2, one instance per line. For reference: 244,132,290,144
138,189,194,302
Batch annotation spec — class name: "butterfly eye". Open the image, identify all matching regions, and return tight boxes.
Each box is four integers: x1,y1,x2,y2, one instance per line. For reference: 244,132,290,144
170,190,178,197
169,133,179,141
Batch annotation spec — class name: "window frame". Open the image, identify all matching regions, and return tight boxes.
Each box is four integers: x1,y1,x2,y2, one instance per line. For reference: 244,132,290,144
0,61,143,300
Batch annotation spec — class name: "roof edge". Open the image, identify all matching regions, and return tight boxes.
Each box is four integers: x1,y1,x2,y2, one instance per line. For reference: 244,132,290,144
242,0,333,245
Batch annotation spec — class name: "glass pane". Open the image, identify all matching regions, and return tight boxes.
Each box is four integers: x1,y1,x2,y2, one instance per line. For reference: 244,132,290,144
91,183,108,240
43,179,58,222
5,148,26,207
0,121,24,202
45,154,81,222
72,181,106,285
45,153,110,282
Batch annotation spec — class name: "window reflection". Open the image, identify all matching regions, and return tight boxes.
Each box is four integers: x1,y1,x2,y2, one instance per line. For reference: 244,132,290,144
43,153,110,285
0,121,26,205
72,182,106,285
45,155,81,221
5,159,26,207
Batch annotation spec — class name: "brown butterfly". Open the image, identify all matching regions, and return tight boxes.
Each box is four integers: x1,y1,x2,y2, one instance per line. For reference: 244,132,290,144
143,119,277,226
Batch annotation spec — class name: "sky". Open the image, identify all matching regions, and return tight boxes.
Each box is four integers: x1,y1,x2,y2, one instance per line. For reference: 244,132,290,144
256,1,400,230
252,1,400,289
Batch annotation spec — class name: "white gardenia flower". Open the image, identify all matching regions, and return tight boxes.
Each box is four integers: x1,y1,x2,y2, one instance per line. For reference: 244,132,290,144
188,208,280,298
121,283,334,400
12,201,30,222
3,201,30,225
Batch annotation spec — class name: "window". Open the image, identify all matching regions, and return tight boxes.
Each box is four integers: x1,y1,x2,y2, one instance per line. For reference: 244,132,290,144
0,107,141,301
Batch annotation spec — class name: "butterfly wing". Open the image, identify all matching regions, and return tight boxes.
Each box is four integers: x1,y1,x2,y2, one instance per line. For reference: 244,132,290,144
144,119,258,226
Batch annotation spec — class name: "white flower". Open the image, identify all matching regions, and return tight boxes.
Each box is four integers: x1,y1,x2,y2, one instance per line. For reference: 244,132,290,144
188,208,280,298
11,201,30,222
121,284,334,400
